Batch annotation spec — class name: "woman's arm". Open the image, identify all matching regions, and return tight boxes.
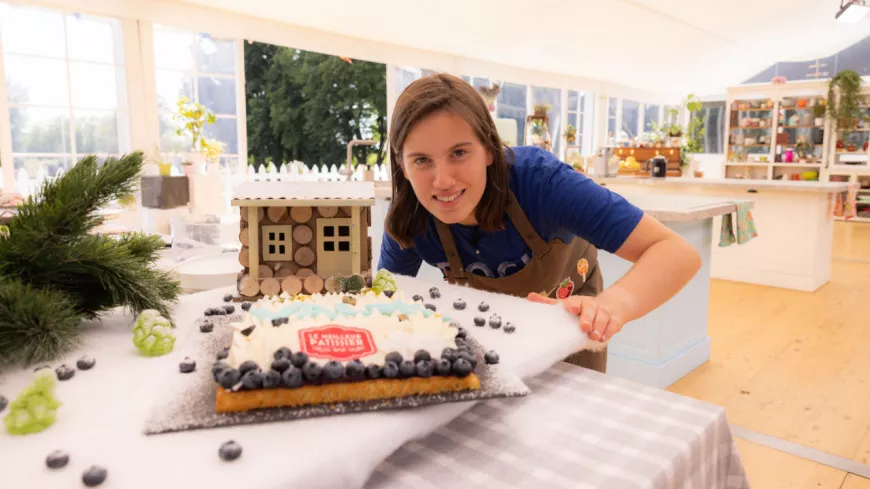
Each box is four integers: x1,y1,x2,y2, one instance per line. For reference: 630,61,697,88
377,229,423,277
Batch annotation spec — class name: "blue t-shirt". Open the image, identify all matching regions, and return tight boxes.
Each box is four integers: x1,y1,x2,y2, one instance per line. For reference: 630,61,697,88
377,146,644,278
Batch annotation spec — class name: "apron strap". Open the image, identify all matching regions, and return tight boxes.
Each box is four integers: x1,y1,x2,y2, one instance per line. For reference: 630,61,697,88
504,191,551,258
434,220,470,284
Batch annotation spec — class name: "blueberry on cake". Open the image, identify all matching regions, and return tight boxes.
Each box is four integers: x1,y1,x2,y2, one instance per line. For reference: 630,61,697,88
211,290,482,413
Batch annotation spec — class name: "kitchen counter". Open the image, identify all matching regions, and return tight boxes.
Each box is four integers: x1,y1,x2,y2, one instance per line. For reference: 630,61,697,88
370,184,748,388
593,176,849,194
595,176,845,292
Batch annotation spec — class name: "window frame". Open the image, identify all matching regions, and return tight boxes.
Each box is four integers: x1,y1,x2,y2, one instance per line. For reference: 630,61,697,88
262,224,293,261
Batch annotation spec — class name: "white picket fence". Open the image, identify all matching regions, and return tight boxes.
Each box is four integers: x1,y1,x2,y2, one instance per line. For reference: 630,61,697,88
245,161,391,182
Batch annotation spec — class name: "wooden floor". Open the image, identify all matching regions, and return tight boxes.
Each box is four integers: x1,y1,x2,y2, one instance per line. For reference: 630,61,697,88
668,222,870,488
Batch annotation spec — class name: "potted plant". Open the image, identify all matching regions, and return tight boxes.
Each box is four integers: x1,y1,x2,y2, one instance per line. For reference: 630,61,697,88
199,137,224,173
562,124,577,144
681,94,705,176
173,96,216,169
827,69,863,129
813,100,827,127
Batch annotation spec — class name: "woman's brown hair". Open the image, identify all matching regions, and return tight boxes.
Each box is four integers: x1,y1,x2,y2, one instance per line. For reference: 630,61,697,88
386,73,514,248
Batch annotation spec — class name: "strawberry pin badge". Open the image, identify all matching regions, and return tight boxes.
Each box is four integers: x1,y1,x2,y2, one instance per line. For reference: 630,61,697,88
540,277,574,298
576,258,589,283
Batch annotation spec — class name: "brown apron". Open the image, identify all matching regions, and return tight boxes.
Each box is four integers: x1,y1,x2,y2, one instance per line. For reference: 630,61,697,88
434,190,607,373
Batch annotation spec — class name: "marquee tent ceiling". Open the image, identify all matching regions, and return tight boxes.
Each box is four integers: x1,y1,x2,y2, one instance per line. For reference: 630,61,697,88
175,0,870,97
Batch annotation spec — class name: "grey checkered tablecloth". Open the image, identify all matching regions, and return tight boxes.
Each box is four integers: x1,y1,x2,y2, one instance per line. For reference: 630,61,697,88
366,362,750,489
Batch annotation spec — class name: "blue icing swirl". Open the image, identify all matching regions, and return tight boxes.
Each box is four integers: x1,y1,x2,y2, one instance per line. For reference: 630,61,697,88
364,302,434,318
249,298,436,322
251,303,338,321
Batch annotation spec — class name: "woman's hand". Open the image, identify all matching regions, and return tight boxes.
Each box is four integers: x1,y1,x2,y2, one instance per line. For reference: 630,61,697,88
527,292,627,342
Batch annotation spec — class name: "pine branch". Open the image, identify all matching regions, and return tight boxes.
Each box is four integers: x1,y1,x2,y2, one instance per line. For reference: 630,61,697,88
1,233,180,320
0,279,82,366
8,152,143,242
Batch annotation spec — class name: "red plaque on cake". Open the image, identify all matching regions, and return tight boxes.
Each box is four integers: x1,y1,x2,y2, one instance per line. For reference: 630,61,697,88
298,325,377,361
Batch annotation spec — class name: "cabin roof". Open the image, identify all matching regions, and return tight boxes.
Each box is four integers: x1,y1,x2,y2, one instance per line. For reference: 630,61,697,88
232,181,377,207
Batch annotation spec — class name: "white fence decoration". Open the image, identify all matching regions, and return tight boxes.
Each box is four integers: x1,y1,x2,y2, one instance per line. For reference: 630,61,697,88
246,162,391,183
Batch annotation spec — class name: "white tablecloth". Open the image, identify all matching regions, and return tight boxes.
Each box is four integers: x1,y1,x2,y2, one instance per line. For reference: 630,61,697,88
0,274,744,489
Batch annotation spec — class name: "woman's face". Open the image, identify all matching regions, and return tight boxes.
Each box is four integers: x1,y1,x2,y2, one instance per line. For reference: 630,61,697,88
400,110,492,226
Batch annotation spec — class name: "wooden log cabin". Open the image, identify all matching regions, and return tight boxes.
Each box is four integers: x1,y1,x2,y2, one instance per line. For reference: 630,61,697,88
231,181,375,300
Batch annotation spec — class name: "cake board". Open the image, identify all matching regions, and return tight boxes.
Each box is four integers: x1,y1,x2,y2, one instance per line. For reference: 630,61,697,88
143,313,530,435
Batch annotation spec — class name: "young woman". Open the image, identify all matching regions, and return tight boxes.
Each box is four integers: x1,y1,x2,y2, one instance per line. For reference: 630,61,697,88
378,73,701,372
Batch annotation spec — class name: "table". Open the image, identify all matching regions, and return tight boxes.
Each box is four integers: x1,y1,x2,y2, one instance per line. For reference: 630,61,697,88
0,274,749,489
593,176,849,292
367,362,749,489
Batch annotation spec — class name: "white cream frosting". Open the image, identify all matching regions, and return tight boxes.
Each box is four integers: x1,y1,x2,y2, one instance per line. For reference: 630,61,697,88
226,291,459,369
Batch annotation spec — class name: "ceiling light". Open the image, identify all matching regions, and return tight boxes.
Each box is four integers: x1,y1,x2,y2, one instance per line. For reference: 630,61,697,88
836,0,870,22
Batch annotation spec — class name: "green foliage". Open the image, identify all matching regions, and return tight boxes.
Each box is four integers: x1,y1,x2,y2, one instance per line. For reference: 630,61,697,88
828,70,863,128
244,43,387,169
4,369,61,435
0,152,181,366
682,94,705,165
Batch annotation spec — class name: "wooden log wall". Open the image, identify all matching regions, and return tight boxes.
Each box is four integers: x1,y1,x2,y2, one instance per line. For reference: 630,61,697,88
236,204,374,300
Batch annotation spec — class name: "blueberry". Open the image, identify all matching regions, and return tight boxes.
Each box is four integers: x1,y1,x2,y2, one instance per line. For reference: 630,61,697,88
473,316,485,327
436,359,453,376
489,314,502,329
218,440,243,461
271,318,283,327
503,322,516,334
345,360,365,378
179,357,196,373
218,368,241,389
282,367,303,388
455,338,469,350
383,290,395,298
424,303,436,311
204,308,215,316
303,362,322,382
459,350,478,369
415,360,434,377
76,355,96,370
241,370,263,389
452,358,474,377
45,450,69,469
0,395,7,413
216,348,229,360
55,364,75,381
449,320,462,328
412,294,423,302
240,326,255,336
238,361,259,376
384,351,403,365
212,307,227,316
455,327,467,340
290,351,309,368
241,302,252,311
413,349,431,363
429,288,441,299
262,370,281,389
82,465,108,487
271,358,291,373
478,301,490,312
381,361,399,379
212,361,229,381
453,299,466,310
323,361,344,380
223,293,233,303
199,321,214,333
365,363,381,379
399,360,416,378
273,347,292,360
441,348,459,363
484,350,500,364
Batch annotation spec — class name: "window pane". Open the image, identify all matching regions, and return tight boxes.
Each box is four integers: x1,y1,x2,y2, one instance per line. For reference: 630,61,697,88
197,36,236,74
621,100,639,140
66,14,122,64
644,104,660,132
203,117,238,154
324,241,334,251
155,71,195,111
338,241,350,252
567,90,578,109
4,55,69,106
198,76,236,115
607,98,618,137
0,4,65,57
153,28,195,71
74,110,119,154
10,107,70,153
338,225,350,237
532,86,562,155
70,63,126,109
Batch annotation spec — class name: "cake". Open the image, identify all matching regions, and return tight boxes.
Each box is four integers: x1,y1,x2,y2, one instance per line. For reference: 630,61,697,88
210,289,482,413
